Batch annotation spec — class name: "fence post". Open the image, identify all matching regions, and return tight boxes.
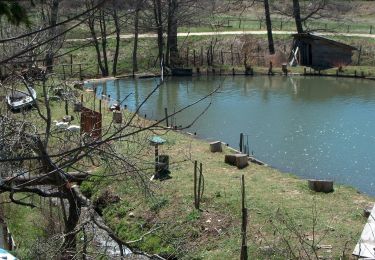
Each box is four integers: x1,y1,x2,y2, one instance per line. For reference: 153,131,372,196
370,25,373,34
186,47,189,66
231,44,234,66
240,175,248,260
194,160,198,209
79,64,83,80
259,20,262,29
193,49,196,66
239,19,242,29
239,133,244,153
70,54,73,75
62,65,66,80
200,46,203,66
357,45,362,66
221,50,224,64
347,25,350,33
164,107,169,127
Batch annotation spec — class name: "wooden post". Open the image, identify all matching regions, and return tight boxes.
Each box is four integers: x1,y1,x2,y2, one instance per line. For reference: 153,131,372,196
231,44,234,66
357,46,362,66
186,47,189,66
239,18,242,29
200,46,204,66
79,63,83,80
164,107,169,127
62,65,66,80
210,44,214,65
221,50,224,64
70,54,73,75
259,20,262,29
239,133,244,153
194,160,198,209
99,99,102,114
240,175,248,260
197,163,203,209
65,100,68,115
347,25,350,33
232,68,235,76
370,25,373,34
155,144,159,178
193,49,196,66
354,70,357,77
8,233,12,250
81,94,83,103
280,21,283,30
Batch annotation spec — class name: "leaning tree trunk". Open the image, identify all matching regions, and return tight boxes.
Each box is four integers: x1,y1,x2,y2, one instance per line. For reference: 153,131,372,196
292,0,304,34
264,0,275,55
61,190,82,259
132,8,140,73
166,0,179,67
99,10,109,77
45,0,59,72
112,9,120,76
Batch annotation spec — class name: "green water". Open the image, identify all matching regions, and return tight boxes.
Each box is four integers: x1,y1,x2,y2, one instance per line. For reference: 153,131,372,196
89,75,375,195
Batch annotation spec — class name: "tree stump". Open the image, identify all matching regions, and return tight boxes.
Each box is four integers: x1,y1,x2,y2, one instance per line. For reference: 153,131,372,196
210,141,222,153
225,154,248,169
235,154,249,169
74,102,82,112
113,111,122,124
308,179,334,193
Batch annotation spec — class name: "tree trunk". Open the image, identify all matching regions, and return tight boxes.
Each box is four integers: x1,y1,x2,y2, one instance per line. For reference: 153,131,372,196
61,189,81,259
88,18,106,77
292,0,304,34
167,0,179,67
112,9,120,76
153,0,164,64
99,10,109,77
132,8,140,73
45,0,59,72
264,0,275,55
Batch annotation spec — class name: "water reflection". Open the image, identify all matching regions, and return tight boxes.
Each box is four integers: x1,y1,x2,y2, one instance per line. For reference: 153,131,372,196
87,76,375,195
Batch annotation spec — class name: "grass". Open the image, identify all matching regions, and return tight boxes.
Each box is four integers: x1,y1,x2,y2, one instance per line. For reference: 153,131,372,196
73,91,374,259
1,77,374,258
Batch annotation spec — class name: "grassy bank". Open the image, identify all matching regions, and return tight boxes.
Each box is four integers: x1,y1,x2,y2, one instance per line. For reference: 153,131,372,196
2,83,374,259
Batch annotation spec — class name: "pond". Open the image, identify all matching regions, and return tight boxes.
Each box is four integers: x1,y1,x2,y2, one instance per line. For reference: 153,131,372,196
88,75,375,196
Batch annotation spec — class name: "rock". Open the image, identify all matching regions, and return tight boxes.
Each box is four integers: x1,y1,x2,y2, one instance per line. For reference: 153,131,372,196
128,212,135,218
308,179,334,193
63,115,74,122
210,141,222,153
363,205,374,218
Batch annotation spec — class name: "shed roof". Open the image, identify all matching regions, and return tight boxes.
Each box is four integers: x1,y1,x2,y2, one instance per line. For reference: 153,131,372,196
293,33,357,51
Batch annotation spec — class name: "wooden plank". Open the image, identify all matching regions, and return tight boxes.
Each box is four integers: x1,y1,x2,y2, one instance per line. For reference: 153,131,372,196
353,204,375,258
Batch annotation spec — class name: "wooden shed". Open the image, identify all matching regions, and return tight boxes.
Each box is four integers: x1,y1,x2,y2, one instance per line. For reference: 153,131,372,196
289,33,357,69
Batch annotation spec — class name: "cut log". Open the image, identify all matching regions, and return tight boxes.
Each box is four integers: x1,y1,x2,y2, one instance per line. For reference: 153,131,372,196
74,102,82,112
225,154,248,169
113,111,122,124
308,179,334,193
235,154,249,169
210,141,222,153
225,154,237,166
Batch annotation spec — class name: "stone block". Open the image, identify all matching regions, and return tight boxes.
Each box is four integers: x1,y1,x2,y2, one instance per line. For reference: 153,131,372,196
225,154,236,166
210,141,222,153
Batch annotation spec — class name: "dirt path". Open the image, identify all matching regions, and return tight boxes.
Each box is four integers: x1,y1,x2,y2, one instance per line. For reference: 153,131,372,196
66,30,375,42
